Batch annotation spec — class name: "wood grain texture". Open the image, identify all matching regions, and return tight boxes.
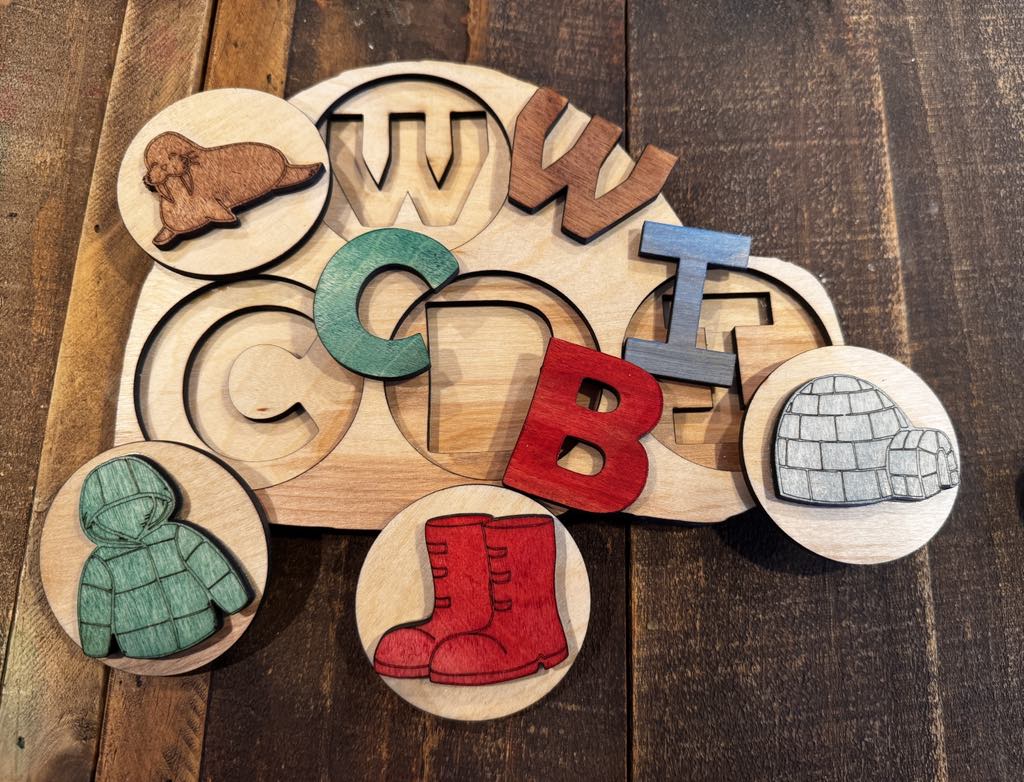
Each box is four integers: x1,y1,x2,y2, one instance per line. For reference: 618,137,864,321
0,2,215,780
386,275,600,480
283,0,471,96
119,59,758,529
313,229,460,379
627,2,944,779
132,271,362,490
508,87,677,242
323,78,510,248
117,88,330,275
205,0,297,93
871,1,1024,777
199,1,631,779
356,487,588,717
743,347,959,564
623,258,842,475
503,338,663,513
74,457,251,660
0,0,125,687
622,223,751,386
7,0,1024,779
95,674,210,782
94,5,295,781
142,131,323,249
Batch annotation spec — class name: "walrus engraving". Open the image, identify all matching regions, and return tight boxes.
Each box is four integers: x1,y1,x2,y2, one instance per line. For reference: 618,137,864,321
142,131,324,248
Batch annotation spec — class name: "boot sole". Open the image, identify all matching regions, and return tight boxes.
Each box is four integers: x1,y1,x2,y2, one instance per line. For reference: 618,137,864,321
374,660,430,678
428,646,569,686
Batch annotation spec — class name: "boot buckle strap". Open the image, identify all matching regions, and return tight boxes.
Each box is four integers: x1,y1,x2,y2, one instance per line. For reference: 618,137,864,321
490,569,511,584
434,596,452,608
486,544,507,558
493,597,512,611
426,542,448,554
431,566,448,579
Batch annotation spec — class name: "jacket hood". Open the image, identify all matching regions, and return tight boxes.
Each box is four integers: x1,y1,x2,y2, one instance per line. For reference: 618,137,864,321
79,455,177,545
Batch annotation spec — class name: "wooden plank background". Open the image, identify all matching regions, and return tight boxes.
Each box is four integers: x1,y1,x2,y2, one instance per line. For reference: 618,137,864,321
0,1,1021,779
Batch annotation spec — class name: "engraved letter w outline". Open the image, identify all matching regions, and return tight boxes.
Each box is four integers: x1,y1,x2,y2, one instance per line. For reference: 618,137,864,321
328,112,489,228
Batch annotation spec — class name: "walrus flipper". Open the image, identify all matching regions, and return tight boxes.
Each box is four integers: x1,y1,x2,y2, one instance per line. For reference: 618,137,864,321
153,227,177,247
275,162,324,191
207,199,237,223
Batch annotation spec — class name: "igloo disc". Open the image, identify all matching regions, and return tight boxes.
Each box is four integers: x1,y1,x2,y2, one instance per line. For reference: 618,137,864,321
741,346,961,564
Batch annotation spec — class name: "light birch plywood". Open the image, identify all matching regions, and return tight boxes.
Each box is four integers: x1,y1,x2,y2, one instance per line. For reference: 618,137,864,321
385,274,600,481
323,77,511,248
355,485,589,721
115,61,844,529
39,441,269,675
117,88,330,277
133,273,362,489
741,346,960,564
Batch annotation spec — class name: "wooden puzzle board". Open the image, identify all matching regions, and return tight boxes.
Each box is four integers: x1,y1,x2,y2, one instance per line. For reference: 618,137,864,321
113,61,844,530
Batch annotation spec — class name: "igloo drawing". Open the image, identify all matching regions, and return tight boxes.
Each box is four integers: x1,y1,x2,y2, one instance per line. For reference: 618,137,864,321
773,374,960,506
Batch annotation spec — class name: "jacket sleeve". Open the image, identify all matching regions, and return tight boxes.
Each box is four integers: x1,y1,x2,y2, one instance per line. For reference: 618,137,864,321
174,523,251,614
78,555,114,657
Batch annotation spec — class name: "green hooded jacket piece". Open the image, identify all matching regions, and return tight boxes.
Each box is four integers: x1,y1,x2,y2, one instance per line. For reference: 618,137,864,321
76,455,251,659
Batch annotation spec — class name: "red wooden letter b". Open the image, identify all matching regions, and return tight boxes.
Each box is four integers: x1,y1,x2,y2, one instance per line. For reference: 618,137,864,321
503,339,663,513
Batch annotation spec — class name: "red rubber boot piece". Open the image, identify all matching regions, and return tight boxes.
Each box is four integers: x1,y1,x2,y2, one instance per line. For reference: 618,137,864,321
429,515,568,685
373,514,493,678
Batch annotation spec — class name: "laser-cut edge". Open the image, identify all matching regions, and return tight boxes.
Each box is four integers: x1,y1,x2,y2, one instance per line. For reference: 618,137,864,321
76,454,253,659
623,258,845,475
316,73,513,251
133,275,363,489
117,87,332,279
771,373,961,506
354,483,590,719
384,270,602,482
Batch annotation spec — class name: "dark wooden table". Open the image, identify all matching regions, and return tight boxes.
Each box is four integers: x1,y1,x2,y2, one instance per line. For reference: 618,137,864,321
1,1,1021,779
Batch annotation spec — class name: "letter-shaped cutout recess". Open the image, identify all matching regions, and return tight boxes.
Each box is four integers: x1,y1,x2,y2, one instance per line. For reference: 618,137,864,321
503,339,663,513
314,228,459,379
508,87,678,243
623,222,751,387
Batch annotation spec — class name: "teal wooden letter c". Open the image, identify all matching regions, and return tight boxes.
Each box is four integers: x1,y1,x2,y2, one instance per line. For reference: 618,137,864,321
313,228,459,379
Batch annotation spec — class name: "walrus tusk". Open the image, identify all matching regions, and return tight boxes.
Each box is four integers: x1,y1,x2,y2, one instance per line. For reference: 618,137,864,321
181,168,194,195
156,180,174,204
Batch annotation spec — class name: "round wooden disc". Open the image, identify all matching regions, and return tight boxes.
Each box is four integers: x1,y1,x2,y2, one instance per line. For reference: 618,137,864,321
741,346,960,564
117,88,330,277
355,485,590,720
39,441,269,675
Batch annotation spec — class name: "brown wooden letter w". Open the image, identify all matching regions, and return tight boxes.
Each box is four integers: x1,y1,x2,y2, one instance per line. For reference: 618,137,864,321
509,87,678,243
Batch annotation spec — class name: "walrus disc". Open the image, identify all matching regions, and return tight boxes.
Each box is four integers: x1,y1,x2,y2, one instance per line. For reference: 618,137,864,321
117,88,330,277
